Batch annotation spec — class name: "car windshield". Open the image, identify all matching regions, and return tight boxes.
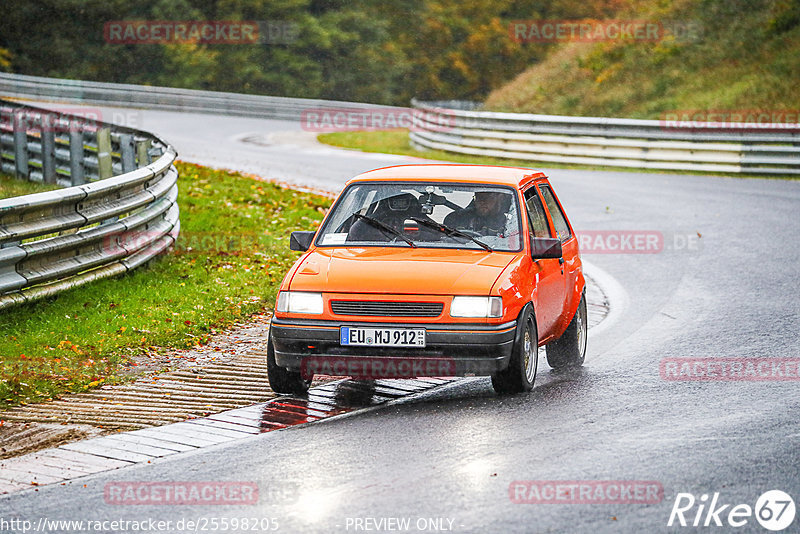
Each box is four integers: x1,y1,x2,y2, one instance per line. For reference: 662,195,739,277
317,182,523,252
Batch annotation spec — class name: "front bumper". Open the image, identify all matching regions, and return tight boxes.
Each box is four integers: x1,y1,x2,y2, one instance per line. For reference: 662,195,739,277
270,317,517,377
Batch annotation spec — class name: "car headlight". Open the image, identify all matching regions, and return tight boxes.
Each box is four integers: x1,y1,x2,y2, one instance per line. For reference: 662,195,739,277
277,291,324,314
450,296,503,318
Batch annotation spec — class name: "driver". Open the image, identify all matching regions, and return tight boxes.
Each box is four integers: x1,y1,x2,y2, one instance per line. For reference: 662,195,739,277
443,190,510,236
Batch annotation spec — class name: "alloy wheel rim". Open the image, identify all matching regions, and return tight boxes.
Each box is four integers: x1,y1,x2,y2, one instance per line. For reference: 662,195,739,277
523,323,536,383
577,301,587,356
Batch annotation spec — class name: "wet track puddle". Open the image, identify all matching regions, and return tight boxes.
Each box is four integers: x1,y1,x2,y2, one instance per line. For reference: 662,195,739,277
0,378,452,495
257,378,450,432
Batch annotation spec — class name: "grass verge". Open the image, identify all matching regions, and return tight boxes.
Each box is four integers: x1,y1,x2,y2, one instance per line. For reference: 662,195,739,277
317,130,798,180
0,174,60,198
0,162,331,408
484,3,800,119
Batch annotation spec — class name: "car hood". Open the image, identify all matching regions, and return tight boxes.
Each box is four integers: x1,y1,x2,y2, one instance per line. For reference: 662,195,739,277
288,247,517,295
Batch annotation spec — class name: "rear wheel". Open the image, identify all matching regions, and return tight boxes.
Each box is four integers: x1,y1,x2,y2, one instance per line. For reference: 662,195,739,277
492,308,538,394
546,293,587,370
267,333,312,395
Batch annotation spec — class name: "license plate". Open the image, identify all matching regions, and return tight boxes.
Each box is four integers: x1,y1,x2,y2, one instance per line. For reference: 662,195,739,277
340,327,426,347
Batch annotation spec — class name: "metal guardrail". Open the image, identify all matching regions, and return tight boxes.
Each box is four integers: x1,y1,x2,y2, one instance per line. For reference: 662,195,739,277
0,98,179,310
0,72,397,120
410,100,800,175
2,74,797,175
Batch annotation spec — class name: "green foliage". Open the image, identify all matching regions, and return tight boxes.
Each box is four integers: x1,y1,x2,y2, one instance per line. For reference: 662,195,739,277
0,47,12,72
0,163,331,408
485,0,800,117
2,0,795,108
769,0,800,32
0,0,625,104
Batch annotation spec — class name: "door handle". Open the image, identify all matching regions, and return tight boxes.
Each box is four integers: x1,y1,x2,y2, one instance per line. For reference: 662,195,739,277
558,257,564,265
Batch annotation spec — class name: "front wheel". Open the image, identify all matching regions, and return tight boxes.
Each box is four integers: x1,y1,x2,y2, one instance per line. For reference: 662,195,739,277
492,308,538,394
267,333,311,395
546,293,587,370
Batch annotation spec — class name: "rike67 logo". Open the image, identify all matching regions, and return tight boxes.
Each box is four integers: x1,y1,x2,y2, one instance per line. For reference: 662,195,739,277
668,490,796,531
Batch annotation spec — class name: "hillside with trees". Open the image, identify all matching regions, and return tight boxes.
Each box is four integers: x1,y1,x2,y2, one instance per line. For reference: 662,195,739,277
484,0,800,117
0,0,623,105
2,1,796,117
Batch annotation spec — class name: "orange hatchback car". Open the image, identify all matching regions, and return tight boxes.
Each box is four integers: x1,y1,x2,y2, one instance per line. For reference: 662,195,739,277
269,165,586,395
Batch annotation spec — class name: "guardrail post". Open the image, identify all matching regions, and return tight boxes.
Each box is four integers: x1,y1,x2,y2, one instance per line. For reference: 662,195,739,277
69,124,85,186
96,127,113,179
40,113,57,184
120,133,136,173
12,110,28,179
149,145,164,159
136,138,151,166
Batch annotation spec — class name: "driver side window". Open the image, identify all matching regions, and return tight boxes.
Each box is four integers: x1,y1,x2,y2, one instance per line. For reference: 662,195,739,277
524,187,551,238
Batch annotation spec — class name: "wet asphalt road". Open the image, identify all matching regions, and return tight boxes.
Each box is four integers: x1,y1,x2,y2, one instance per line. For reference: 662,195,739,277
2,104,800,533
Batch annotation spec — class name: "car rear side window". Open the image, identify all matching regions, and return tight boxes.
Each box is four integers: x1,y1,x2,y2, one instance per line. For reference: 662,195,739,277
524,187,551,238
539,185,572,242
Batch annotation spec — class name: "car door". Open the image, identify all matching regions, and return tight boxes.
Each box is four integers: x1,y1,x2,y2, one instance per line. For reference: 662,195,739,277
523,184,566,340
538,182,579,334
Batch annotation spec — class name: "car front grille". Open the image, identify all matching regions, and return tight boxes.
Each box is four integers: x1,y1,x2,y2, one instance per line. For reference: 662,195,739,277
330,300,444,318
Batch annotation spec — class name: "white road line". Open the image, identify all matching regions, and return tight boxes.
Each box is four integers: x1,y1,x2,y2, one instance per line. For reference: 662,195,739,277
582,259,629,337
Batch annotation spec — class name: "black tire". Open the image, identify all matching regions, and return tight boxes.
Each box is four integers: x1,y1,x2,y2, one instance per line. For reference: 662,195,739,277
267,333,311,395
492,307,538,394
546,293,587,370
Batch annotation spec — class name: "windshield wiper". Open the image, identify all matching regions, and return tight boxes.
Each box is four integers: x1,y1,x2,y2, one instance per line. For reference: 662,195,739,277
410,217,493,252
352,213,416,248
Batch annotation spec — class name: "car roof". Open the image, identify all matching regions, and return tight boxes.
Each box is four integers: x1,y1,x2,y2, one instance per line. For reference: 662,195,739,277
347,164,547,189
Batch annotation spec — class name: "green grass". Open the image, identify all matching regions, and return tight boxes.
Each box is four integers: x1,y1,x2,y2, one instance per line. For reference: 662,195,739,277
484,2,800,119
0,174,60,198
0,162,331,408
318,129,593,170
317,130,798,179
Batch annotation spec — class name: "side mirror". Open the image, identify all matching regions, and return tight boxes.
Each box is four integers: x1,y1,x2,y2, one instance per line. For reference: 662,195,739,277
290,231,316,252
530,237,562,260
